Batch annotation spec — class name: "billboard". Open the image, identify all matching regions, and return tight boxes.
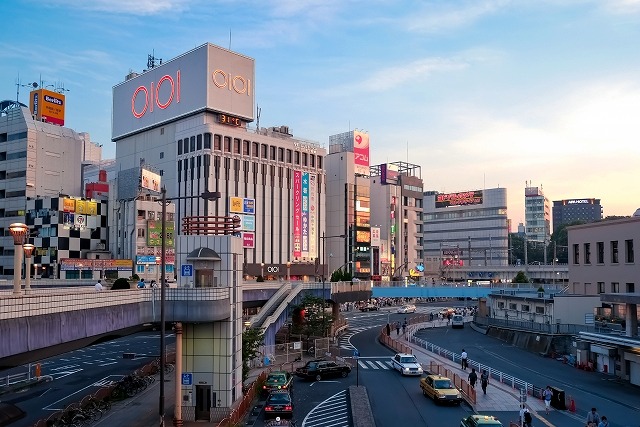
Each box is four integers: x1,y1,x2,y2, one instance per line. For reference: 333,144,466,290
371,227,381,247
302,172,309,253
293,171,302,258
242,232,255,248
113,43,255,140
308,174,317,259
147,220,175,247
380,163,399,185
229,197,255,214
29,89,65,126
353,130,370,175
435,190,483,208
141,168,161,192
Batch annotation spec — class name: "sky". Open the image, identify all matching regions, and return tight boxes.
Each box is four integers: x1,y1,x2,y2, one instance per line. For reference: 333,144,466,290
2,0,640,227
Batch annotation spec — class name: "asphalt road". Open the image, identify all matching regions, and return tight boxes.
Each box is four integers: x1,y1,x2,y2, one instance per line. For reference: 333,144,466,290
0,331,175,427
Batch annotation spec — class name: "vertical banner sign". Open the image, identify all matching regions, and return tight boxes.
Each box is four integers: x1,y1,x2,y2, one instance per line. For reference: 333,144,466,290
293,171,302,258
353,130,370,176
302,172,309,256
308,174,317,259
371,227,381,247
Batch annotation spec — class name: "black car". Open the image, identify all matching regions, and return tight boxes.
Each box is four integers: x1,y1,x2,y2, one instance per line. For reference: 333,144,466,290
264,390,294,419
295,359,351,381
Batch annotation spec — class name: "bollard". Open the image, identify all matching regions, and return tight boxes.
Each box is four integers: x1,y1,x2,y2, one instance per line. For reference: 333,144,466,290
569,396,576,412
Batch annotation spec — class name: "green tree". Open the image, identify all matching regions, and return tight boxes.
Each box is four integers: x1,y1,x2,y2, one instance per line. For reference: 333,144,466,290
242,327,264,382
294,294,330,338
512,271,529,283
330,268,352,282
111,278,131,290
549,220,585,264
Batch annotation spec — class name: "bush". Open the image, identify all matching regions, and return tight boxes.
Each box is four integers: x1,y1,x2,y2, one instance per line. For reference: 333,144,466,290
111,278,131,290
256,275,264,282
130,274,140,281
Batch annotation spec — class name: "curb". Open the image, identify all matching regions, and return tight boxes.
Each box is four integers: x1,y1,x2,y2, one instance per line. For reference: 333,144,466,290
0,375,53,397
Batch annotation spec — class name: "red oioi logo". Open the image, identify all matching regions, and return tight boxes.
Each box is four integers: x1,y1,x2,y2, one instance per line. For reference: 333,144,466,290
131,71,181,119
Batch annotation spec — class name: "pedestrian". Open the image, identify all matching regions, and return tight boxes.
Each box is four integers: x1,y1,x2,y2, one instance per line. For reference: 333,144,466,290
542,385,552,414
519,404,526,424
402,319,407,334
94,280,103,291
597,416,609,427
137,278,145,288
386,323,391,336
461,349,468,370
523,408,533,427
586,407,600,427
468,368,477,388
395,321,401,336
480,369,489,395
429,312,434,322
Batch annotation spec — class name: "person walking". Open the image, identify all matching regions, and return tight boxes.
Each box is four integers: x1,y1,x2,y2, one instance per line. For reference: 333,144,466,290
402,319,407,334
395,321,401,336
542,385,552,414
386,323,391,336
586,407,600,427
461,349,468,370
522,408,533,427
480,369,489,395
468,368,477,388
597,416,609,427
94,280,103,291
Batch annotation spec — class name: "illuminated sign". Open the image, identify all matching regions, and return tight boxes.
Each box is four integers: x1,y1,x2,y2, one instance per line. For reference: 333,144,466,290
30,89,65,126
219,113,242,127
371,227,381,247
380,163,399,185
435,190,483,208
565,199,594,205
353,130,370,175
141,168,161,193
293,171,302,258
113,43,255,140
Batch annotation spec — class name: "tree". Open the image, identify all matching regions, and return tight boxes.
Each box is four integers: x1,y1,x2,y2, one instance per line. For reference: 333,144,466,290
549,220,584,264
512,271,529,283
242,327,264,382
330,268,351,282
111,278,131,290
293,294,330,338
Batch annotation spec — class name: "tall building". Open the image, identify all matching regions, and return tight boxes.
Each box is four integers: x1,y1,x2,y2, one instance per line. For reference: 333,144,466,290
369,162,424,281
525,184,550,243
0,100,98,278
552,198,602,232
423,188,509,281
326,130,371,280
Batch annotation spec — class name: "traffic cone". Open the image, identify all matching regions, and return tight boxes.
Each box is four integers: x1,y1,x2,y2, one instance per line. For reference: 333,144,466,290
569,397,576,412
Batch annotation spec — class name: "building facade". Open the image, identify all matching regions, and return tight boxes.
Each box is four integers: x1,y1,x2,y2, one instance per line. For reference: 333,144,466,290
552,198,602,232
369,162,424,281
524,185,550,243
423,188,509,282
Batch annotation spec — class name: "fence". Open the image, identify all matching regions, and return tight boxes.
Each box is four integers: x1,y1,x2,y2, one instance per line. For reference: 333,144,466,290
215,370,270,427
474,316,635,336
428,361,476,404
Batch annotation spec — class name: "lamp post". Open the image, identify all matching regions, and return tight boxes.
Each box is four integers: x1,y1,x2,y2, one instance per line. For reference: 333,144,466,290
23,244,35,293
9,223,28,294
158,188,220,427
260,262,265,279
286,261,291,282
320,233,346,337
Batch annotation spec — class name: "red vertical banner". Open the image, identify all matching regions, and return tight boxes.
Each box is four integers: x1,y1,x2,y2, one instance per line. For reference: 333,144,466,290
293,170,302,258
353,130,370,175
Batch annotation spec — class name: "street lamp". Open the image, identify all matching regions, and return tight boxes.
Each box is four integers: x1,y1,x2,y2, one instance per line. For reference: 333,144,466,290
158,188,220,427
23,244,35,293
319,233,346,337
260,262,265,279
9,223,28,294
286,261,291,282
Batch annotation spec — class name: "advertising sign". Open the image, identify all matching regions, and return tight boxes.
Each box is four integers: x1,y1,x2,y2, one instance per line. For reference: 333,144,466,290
353,130,370,175
137,255,157,264
242,232,255,248
112,43,255,140
242,215,255,231
380,163,399,185
229,197,256,214
435,190,483,208
293,171,302,258
63,198,75,212
308,174,317,259
75,200,87,214
141,168,161,193
30,89,65,126
87,201,98,215
371,227,381,247
301,172,309,254
147,220,175,247
74,214,87,230
60,258,133,271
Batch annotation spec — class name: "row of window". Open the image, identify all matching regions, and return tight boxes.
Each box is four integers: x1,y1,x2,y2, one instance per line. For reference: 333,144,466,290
0,151,28,161
0,131,28,142
424,208,507,221
597,282,635,293
0,170,26,180
497,301,545,314
136,210,175,221
177,133,323,169
572,240,634,265
0,190,26,199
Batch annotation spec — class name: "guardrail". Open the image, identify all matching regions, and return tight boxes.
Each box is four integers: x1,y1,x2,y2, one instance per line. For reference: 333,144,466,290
215,369,271,426
249,283,291,328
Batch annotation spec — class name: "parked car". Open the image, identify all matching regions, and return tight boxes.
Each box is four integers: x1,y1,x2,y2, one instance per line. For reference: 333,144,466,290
295,359,351,381
391,353,423,376
360,304,379,312
264,390,294,419
420,374,462,405
451,314,464,328
460,415,503,426
397,304,417,314
262,371,293,395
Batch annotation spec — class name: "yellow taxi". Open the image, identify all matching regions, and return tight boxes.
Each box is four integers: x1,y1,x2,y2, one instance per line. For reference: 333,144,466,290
420,374,462,405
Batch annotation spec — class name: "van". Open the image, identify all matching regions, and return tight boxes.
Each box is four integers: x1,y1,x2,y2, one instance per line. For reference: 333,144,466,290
452,314,464,329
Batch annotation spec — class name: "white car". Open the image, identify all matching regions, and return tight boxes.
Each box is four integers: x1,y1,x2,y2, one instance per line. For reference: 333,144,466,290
391,353,423,376
397,304,417,314
452,314,464,328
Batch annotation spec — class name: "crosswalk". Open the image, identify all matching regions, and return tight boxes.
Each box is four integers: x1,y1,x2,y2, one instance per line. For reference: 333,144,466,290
338,326,382,350
355,358,395,371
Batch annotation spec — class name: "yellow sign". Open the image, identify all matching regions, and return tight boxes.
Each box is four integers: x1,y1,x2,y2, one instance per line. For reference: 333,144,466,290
75,200,87,214
230,197,243,213
63,198,75,212
87,201,97,215
29,89,66,126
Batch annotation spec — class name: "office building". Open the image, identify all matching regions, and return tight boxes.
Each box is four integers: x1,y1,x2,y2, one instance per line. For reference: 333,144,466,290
525,184,550,243
552,198,602,232
369,162,424,281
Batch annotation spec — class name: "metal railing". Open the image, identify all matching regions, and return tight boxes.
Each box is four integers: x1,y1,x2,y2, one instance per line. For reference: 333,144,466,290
248,282,292,329
474,316,636,336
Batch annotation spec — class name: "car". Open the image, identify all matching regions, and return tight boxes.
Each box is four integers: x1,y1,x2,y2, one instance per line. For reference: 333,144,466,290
460,414,503,426
420,374,462,405
264,390,294,419
391,353,423,376
295,359,351,381
452,314,464,328
440,307,455,316
262,371,293,395
397,304,417,314
360,304,379,312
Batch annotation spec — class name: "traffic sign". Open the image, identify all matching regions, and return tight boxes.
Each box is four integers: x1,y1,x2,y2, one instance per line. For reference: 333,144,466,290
353,349,360,359
181,264,193,277
181,373,193,386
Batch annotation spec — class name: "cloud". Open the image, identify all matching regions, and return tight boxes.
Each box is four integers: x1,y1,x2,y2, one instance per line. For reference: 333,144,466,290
406,0,511,34
41,0,191,15
601,0,640,14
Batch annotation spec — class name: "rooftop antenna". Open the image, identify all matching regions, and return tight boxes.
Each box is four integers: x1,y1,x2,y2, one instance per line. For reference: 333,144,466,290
147,50,162,69
229,29,232,50
16,75,39,103
256,105,261,132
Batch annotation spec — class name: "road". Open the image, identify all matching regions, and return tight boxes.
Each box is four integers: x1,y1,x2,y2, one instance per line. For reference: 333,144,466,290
0,331,175,427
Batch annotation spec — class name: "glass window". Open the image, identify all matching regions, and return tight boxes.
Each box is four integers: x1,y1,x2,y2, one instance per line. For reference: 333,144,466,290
243,140,250,155
252,142,259,157
234,138,241,154
270,145,276,160
572,244,579,264
183,139,189,154
204,133,212,149
521,304,530,312
214,134,222,150
294,151,300,164
261,144,268,158
625,239,634,263
497,301,505,308
597,282,605,293
177,139,183,155
224,137,231,152
535,306,544,314
612,282,619,293
190,136,195,152
611,241,619,263
509,303,517,310
147,211,155,220
302,152,308,166
627,283,635,293
286,149,292,163
597,242,604,263
197,134,202,150
584,243,591,264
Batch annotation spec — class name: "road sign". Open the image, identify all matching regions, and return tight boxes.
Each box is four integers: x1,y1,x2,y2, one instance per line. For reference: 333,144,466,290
520,388,527,402
181,373,193,386
353,349,360,359
181,264,193,277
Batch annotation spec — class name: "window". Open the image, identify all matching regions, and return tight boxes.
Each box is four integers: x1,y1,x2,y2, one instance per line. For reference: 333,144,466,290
286,149,292,163
302,152,308,166
626,283,635,293
160,152,164,159
261,144,268,158
214,134,222,150
190,136,195,152
147,211,155,220
612,282,619,293
497,301,505,309
597,282,605,294
137,228,145,238
234,138,241,154
183,139,189,154
521,304,530,312
572,244,579,264
597,242,604,264
509,303,517,310
278,147,284,162
204,133,212,150
197,134,202,150
611,241,619,263
270,145,276,160
252,142,259,157
177,139,183,155
224,136,231,152
535,306,544,314
294,151,300,164
243,140,250,155
584,243,591,264
625,239,634,263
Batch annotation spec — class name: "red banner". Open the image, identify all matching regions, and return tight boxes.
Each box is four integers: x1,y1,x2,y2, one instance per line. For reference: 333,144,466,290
293,171,302,258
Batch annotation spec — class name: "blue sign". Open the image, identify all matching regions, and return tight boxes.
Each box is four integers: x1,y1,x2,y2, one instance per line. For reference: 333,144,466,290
136,255,157,265
243,198,255,215
181,373,193,386
353,349,360,359
181,264,193,277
